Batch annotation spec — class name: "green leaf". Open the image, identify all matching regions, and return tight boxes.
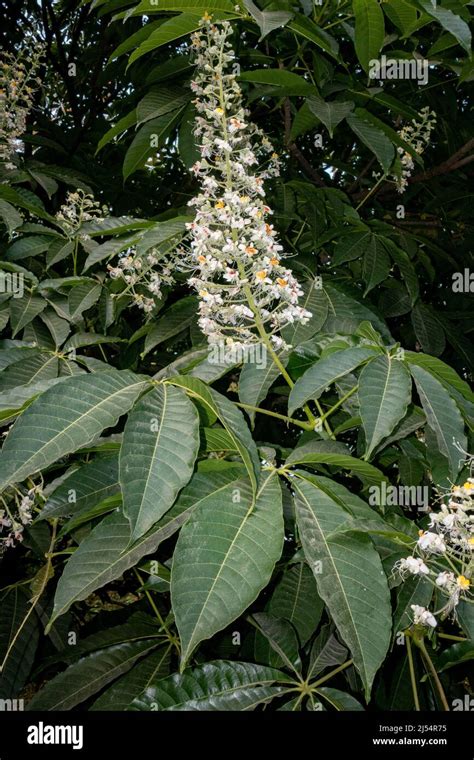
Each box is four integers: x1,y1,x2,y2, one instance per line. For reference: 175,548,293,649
26,639,161,710
130,660,291,711
392,576,432,645
40,308,70,347
0,370,149,491
0,199,23,233
121,385,199,541
250,613,301,675
282,279,329,347
128,14,207,66
288,15,339,58
68,282,102,323
289,347,376,415
362,236,390,295
332,231,372,266
91,646,171,710
6,236,50,261
0,588,39,698
9,294,47,338
48,467,244,626
293,477,391,699
353,0,385,72
316,687,364,711
171,375,260,495
243,0,292,41
411,303,445,356
404,352,474,405
0,352,59,392
239,354,287,426
359,355,412,458
383,0,418,35
269,563,323,646
239,69,316,96
346,112,395,173
409,364,467,478
287,440,387,486
136,87,190,125
437,642,474,673
144,297,197,354
171,474,284,665
39,456,120,520
416,0,471,54
308,626,348,680
178,102,201,169
307,96,354,137
123,110,184,180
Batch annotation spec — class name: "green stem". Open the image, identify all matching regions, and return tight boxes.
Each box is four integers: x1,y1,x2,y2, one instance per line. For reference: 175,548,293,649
134,569,178,652
417,639,450,711
235,401,312,431
310,659,353,688
405,634,420,711
437,633,467,642
356,173,386,211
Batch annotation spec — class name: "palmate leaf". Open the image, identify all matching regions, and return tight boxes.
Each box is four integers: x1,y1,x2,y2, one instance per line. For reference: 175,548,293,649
307,96,354,137
359,355,412,458
47,466,245,627
9,293,47,338
250,613,302,676
171,375,260,494
171,473,284,666
0,370,149,491
121,384,200,541
293,476,391,699
346,112,395,173
288,347,377,415
409,364,467,478
26,639,162,710
315,687,364,711
129,660,292,711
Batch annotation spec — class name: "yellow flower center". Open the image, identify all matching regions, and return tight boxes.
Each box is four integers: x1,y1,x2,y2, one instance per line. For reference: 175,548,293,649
277,278,288,287
255,270,267,280
215,200,225,209
457,575,471,590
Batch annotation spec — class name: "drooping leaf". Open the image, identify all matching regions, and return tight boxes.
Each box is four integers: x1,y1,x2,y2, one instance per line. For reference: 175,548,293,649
293,477,391,699
353,0,385,72
171,474,284,665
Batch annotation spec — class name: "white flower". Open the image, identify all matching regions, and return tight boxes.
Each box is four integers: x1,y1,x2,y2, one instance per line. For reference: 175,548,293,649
417,531,446,554
436,571,455,588
397,556,430,577
411,604,437,628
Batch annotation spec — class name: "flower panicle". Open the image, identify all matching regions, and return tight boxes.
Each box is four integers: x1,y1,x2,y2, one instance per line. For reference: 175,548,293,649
394,478,474,629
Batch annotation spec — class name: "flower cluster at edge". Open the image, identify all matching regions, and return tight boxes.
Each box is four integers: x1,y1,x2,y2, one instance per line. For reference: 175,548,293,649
394,479,474,629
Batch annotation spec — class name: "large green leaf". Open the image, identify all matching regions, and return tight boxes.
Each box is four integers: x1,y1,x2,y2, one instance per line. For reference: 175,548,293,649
171,474,284,665
144,297,197,355
289,347,376,415
416,0,471,53
411,303,445,356
293,477,391,699
409,364,467,478
250,613,301,675
121,384,199,541
47,466,244,627
243,0,292,40
130,660,291,711
128,14,208,66
287,440,387,486
359,355,412,458
288,14,339,58
123,110,184,180
171,375,260,494
26,639,161,710
0,370,149,491
353,0,385,72
91,646,171,710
